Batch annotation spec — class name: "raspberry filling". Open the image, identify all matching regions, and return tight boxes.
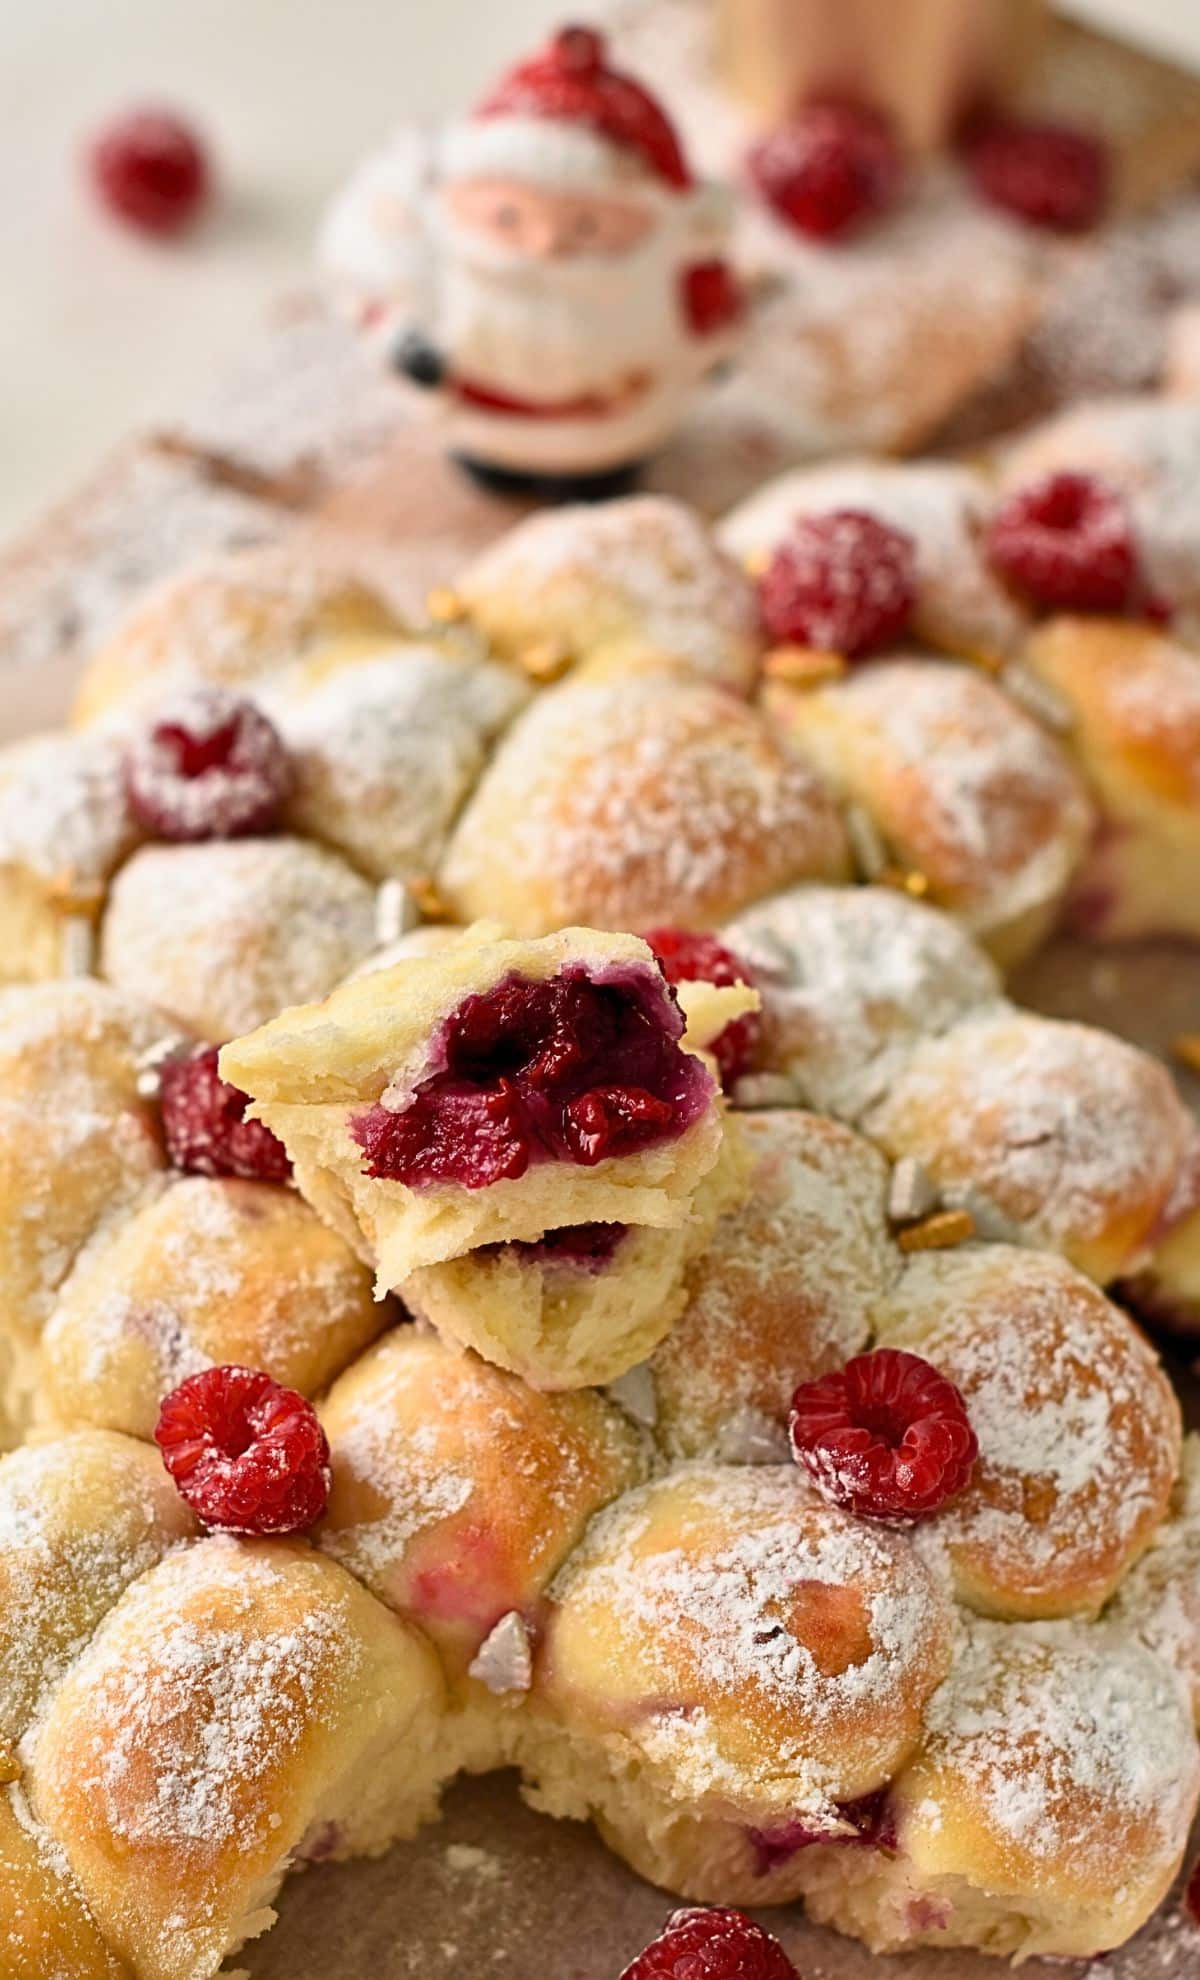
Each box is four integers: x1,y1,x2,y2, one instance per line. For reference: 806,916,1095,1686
125,686,292,842
155,1364,330,1534
620,1907,798,1980
760,510,917,658
351,964,712,1190
965,118,1109,233
749,1788,896,1873
160,1044,292,1184
748,100,903,242
88,105,211,237
790,1348,978,1524
644,926,761,1089
985,471,1142,613
499,1223,630,1271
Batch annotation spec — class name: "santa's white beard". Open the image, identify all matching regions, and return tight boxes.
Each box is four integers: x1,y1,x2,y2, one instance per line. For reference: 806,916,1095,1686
437,223,687,403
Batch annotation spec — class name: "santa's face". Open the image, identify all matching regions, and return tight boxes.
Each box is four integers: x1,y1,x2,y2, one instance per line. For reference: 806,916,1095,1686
437,174,687,404
445,177,655,259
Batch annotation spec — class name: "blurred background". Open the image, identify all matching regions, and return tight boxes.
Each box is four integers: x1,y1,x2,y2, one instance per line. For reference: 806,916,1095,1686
1,0,1196,542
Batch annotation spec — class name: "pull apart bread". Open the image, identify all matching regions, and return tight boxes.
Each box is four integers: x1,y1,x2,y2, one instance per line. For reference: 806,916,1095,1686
3,383,1200,1975
2,923,1200,1974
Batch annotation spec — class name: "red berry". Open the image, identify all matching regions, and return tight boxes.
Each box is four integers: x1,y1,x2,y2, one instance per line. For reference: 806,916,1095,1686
748,101,903,242
966,118,1108,233
125,687,291,841
986,472,1140,613
790,1347,978,1524
759,511,917,658
155,1365,330,1534
88,106,211,238
620,1908,798,1980
159,1045,292,1184
684,260,743,337
1186,1858,1200,1929
645,928,762,1089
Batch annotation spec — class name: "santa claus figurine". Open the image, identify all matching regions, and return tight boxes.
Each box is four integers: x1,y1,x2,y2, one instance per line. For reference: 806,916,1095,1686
392,23,742,496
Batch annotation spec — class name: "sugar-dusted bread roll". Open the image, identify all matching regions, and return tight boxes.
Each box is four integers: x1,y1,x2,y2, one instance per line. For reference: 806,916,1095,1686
100,836,378,1041
1111,1432,1200,1724
723,884,1003,1121
318,1328,646,1678
0,1431,196,1756
0,982,170,1442
257,631,528,885
456,495,762,695
650,1111,895,1460
720,459,1027,664
864,1008,1200,1283
221,927,732,1282
876,1246,1180,1618
0,729,140,983
439,672,850,936
38,1175,385,1440
765,658,1095,965
26,1536,448,1980
1023,616,1200,942
72,543,403,730
798,1618,1200,1961
529,1464,953,1905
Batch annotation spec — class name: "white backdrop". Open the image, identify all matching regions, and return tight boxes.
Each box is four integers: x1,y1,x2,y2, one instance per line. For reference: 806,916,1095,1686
0,0,1195,543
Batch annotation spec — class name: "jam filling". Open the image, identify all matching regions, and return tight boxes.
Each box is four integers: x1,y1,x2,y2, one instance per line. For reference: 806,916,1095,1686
748,1789,896,1873
351,964,712,1190
500,1222,629,1271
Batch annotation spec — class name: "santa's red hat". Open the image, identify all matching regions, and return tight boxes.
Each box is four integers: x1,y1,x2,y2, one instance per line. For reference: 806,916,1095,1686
442,24,695,196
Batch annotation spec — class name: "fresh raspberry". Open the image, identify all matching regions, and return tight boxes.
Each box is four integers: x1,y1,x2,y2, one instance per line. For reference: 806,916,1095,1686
159,1045,292,1184
759,511,917,658
790,1347,978,1524
125,686,291,841
155,1365,330,1533
748,101,903,242
619,1908,798,1980
645,927,762,1089
966,118,1108,233
88,106,211,237
986,472,1140,613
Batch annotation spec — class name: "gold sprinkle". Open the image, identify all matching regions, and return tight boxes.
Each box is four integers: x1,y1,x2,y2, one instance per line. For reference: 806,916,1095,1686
519,638,573,684
426,587,467,624
763,644,847,688
881,866,931,900
408,875,451,922
1172,1034,1200,1076
898,1208,976,1254
0,1751,21,1785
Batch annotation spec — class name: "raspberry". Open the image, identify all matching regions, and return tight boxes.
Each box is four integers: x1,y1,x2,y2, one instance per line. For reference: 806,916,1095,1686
155,1365,330,1534
350,965,710,1189
760,511,917,658
645,927,762,1089
620,1908,798,1980
1187,1858,1200,1929
966,118,1108,233
125,687,291,841
986,472,1140,613
748,101,903,242
790,1347,978,1524
88,106,211,237
159,1045,292,1184
684,260,743,336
